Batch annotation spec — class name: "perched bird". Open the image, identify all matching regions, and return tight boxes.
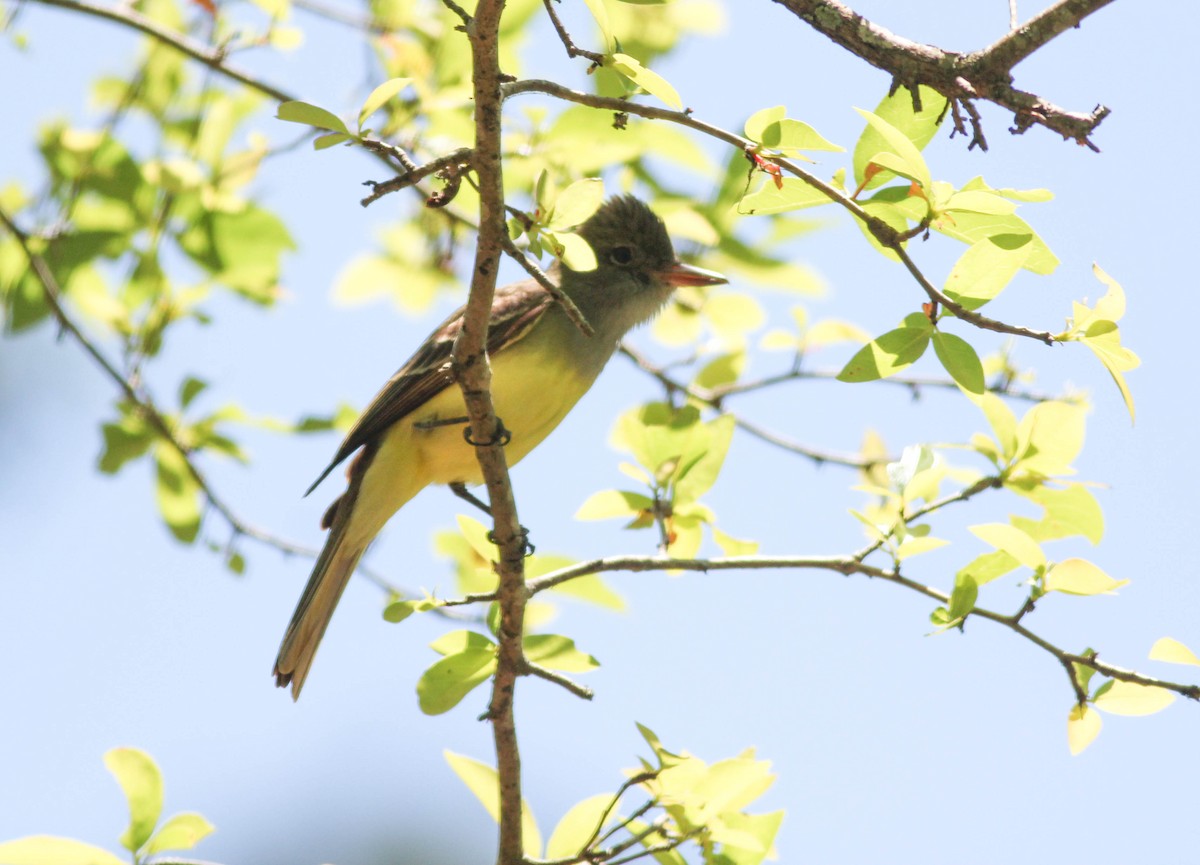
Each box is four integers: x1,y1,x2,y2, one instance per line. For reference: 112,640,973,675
274,196,727,699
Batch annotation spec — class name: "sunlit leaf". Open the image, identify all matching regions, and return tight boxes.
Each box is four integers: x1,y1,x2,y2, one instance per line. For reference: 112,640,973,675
1044,558,1129,596
1067,704,1101,755
1149,637,1200,667
104,747,163,853
1092,680,1175,716
444,752,543,858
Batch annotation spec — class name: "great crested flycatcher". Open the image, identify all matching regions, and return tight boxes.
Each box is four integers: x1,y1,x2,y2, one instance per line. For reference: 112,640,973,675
274,195,727,699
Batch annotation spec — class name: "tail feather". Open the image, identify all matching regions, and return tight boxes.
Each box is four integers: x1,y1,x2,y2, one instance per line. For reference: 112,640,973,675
273,525,368,700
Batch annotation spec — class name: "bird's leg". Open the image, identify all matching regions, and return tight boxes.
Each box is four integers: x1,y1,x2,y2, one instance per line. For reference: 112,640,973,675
450,481,492,516
413,415,470,430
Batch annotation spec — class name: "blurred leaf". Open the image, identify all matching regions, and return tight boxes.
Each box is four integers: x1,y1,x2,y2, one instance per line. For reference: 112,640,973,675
546,794,612,860
142,813,215,856
968,523,1045,569
358,77,413,130
103,747,162,853
276,100,350,135
1044,558,1129,596
1067,704,1101,755
609,53,682,109
0,837,127,865
444,752,543,858
524,634,600,672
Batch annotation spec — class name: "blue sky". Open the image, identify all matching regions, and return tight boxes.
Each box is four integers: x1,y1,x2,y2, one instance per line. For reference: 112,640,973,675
2,2,1198,864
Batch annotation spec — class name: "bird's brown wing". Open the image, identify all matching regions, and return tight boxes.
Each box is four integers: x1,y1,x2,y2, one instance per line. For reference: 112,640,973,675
305,280,553,495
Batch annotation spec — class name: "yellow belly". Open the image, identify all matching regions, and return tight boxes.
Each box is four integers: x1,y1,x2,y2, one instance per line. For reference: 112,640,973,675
348,341,590,544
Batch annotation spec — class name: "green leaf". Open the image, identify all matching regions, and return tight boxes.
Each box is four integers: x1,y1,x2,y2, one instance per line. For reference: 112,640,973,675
313,131,353,150
1009,482,1105,544
546,794,613,860
382,597,441,623
1092,681,1175,717
1067,704,1101,755
933,210,1058,275
1014,401,1085,476
524,634,600,672
444,752,543,858
0,837,128,865
968,523,1045,569
947,573,978,622
738,177,832,215
178,376,207,409
837,325,932,382
852,85,946,189
575,489,653,521
429,629,496,657
956,549,1020,587
581,0,614,51
358,77,413,130
545,229,597,272
98,417,154,475
154,444,202,543
978,392,1018,460
142,813,215,856
745,105,842,154
931,331,985,394
276,100,351,135
854,107,933,191
417,648,496,715
1044,558,1129,596
547,177,604,229
942,189,1017,216
103,747,163,853
609,53,682,109
943,234,1032,311
1149,637,1200,666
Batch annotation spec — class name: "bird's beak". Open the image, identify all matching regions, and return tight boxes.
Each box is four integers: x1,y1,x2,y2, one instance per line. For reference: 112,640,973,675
660,260,728,287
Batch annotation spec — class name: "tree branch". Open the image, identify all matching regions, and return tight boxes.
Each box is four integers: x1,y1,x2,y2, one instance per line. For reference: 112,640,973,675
770,0,1114,150
458,3,529,864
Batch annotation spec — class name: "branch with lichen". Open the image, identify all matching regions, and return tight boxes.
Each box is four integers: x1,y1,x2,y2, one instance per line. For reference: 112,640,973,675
770,0,1114,151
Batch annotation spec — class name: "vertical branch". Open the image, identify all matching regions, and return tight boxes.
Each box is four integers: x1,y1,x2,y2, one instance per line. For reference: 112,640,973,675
453,2,529,864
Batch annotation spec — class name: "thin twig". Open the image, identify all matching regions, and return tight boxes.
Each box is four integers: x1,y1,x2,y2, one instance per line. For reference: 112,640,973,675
500,236,595,337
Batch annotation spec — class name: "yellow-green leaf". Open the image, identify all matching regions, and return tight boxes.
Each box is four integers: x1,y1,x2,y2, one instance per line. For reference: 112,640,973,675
103,747,163,853
0,837,128,865
142,813,215,856
417,648,496,715
546,794,612,860
1067,704,1101,755
837,326,932,382
444,752,543,858
738,177,832,215
1149,637,1200,666
931,331,985,394
968,523,1045,569
358,77,413,130
609,53,681,109
276,100,350,135
1093,680,1175,717
854,107,932,191
1044,558,1129,596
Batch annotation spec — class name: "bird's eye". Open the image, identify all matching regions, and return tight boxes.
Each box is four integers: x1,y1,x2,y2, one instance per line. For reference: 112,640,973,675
609,246,634,265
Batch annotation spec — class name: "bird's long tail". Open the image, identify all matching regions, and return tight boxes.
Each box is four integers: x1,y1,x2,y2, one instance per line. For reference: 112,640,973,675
273,491,369,701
